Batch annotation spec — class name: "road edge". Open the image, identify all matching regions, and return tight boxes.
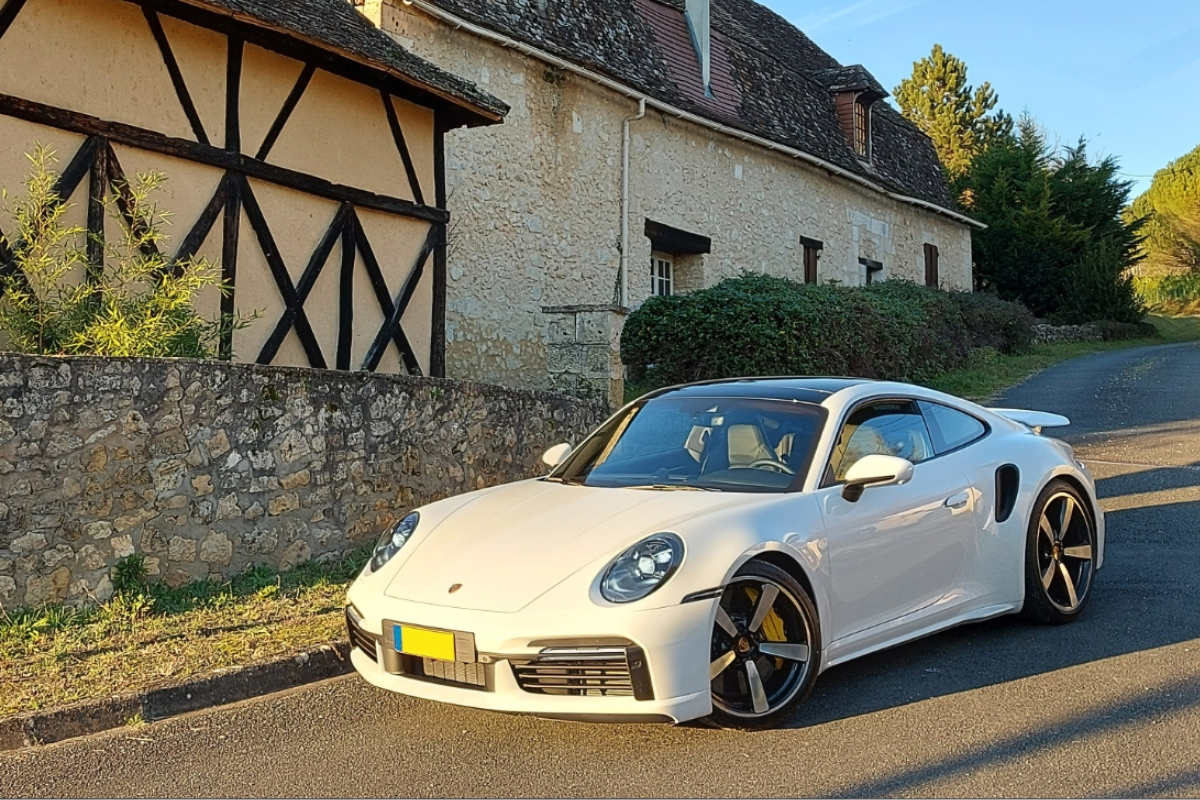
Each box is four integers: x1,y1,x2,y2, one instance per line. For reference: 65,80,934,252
0,642,352,751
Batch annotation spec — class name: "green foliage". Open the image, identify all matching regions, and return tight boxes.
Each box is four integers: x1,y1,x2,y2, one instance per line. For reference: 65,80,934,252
1126,143,1200,274
0,144,237,357
1134,271,1200,313
111,553,150,598
893,44,1013,176
959,118,1145,323
619,274,1034,390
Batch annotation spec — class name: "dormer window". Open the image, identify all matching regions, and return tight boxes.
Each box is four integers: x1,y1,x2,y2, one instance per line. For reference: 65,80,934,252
817,64,887,164
853,98,870,159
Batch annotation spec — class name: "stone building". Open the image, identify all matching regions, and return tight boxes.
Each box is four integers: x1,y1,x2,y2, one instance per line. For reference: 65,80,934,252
0,0,505,376
354,0,982,405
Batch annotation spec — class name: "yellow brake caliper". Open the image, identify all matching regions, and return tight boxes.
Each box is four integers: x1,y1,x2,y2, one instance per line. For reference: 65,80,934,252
743,586,786,669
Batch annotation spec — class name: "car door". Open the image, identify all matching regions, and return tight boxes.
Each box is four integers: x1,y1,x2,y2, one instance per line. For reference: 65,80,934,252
816,399,977,640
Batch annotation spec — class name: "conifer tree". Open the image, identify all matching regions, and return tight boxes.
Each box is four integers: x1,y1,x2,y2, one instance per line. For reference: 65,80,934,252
894,44,1013,176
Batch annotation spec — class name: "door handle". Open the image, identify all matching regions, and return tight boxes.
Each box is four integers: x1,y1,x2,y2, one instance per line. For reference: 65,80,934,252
944,491,970,510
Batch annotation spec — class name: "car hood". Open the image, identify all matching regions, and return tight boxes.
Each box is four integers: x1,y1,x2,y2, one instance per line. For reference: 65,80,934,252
384,480,761,613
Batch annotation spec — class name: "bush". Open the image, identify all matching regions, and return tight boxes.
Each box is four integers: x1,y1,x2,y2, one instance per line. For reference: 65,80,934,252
0,144,236,358
620,274,1035,389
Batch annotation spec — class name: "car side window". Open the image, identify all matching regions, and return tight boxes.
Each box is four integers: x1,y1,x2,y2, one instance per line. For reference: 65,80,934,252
920,401,988,455
828,401,935,482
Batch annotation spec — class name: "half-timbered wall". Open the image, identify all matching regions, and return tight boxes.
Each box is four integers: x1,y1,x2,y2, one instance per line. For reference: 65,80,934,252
0,0,444,375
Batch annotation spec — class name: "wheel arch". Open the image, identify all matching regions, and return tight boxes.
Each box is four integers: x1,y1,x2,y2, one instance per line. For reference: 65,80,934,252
732,545,830,658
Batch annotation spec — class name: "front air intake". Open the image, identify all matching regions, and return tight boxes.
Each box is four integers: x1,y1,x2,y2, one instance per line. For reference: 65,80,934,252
511,646,653,700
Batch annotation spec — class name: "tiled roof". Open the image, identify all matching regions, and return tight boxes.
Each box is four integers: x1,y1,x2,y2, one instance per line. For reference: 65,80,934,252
192,0,508,121
417,0,954,210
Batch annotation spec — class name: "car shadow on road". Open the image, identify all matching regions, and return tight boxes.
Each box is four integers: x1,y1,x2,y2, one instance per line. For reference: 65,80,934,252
779,485,1200,731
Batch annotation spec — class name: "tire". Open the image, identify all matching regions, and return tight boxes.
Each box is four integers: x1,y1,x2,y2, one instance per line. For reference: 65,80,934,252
706,560,821,729
1020,478,1097,624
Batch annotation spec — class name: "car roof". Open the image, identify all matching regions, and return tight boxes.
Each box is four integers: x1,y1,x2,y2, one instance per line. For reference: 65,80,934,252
646,376,876,404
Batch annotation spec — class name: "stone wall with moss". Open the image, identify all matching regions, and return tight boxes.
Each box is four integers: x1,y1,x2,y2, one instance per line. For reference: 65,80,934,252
0,355,606,609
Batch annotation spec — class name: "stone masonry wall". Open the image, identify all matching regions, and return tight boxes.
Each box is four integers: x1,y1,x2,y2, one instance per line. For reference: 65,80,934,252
0,355,607,610
361,0,975,409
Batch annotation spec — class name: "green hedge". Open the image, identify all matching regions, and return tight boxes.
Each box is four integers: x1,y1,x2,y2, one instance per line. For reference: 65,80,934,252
620,275,1035,389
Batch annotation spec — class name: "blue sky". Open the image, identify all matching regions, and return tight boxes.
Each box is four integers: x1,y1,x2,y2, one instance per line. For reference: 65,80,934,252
763,0,1200,199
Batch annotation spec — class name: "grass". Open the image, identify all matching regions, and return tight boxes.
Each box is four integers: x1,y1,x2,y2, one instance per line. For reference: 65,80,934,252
0,547,369,718
924,314,1200,402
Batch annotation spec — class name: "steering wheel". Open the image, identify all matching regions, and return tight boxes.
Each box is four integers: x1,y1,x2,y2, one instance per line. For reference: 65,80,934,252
744,457,796,476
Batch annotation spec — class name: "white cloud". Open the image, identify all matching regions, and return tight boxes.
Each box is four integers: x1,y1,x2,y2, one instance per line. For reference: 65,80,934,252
796,0,929,32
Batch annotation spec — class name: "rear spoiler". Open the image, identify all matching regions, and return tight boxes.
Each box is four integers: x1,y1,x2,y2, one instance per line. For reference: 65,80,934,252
989,408,1070,434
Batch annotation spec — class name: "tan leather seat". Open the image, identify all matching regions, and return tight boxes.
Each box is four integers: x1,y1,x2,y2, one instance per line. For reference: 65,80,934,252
727,424,774,468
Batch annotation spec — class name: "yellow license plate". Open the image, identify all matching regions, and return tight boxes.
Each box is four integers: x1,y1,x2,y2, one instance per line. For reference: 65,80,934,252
392,624,457,662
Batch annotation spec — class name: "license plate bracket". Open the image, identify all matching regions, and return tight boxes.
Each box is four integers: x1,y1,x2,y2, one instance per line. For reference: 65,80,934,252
388,621,476,663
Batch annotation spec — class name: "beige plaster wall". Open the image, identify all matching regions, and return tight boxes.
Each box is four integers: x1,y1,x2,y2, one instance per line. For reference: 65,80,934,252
372,2,974,402
0,0,439,375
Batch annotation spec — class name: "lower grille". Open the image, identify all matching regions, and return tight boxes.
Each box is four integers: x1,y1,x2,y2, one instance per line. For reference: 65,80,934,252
511,647,635,698
346,608,379,662
389,653,489,691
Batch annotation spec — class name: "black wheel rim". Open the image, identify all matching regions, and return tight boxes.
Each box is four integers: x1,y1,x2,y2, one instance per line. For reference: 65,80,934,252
710,577,813,719
1036,491,1095,613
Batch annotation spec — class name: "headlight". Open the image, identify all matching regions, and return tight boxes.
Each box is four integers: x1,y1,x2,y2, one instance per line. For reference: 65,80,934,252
600,533,684,603
368,512,419,573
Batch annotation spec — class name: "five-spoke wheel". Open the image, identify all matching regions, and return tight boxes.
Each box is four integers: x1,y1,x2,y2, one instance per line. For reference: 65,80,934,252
707,561,820,728
1022,479,1096,623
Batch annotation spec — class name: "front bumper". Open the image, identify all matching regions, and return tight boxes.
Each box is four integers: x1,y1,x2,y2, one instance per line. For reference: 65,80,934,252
344,589,716,724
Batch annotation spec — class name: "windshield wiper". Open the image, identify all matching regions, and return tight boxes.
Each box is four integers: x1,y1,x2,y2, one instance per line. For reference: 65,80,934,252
623,484,721,492
543,475,586,485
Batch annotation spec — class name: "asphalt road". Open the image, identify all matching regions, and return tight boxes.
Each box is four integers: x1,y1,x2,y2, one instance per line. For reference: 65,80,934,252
4,341,1200,798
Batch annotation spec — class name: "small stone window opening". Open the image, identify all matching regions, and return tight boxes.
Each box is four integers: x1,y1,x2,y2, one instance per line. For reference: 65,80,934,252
924,243,940,288
652,252,675,296
801,236,823,284
853,99,870,159
860,257,883,286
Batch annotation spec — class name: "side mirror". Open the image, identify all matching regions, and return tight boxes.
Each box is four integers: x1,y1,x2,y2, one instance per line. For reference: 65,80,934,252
841,454,914,502
541,443,573,468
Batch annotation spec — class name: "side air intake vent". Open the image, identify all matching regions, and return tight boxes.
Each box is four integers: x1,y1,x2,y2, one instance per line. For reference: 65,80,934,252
996,464,1020,523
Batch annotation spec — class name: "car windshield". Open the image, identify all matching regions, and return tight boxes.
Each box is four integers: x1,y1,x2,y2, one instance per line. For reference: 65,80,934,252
551,396,827,492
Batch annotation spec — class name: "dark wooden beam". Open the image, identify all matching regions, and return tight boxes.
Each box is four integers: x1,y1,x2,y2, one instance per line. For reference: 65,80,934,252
239,177,327,368
105,142,162,259
0,0,30,42
361,224,435,374
337,208,355,371
352,209,423,374
86,138,108,284
430,117,448,378
143,7,209,145
0,137,96,294
0,93,450,224
225,36,243,153
381,90,425,206
257,202,347,364
255,63,315,161
172,172,230,268
219,171,241,359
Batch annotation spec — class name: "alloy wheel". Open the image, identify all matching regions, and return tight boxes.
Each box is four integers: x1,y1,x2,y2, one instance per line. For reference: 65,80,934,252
710,576,814,719
1035,491,1095,613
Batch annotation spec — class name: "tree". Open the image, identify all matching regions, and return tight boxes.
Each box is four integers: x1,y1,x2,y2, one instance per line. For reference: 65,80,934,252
0,144,235,357
1126,144,1200,274
894,44,1013,176
960,117,1144,323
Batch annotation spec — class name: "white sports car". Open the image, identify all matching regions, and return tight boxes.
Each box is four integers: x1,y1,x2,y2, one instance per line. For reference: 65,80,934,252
345,377,1102,727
